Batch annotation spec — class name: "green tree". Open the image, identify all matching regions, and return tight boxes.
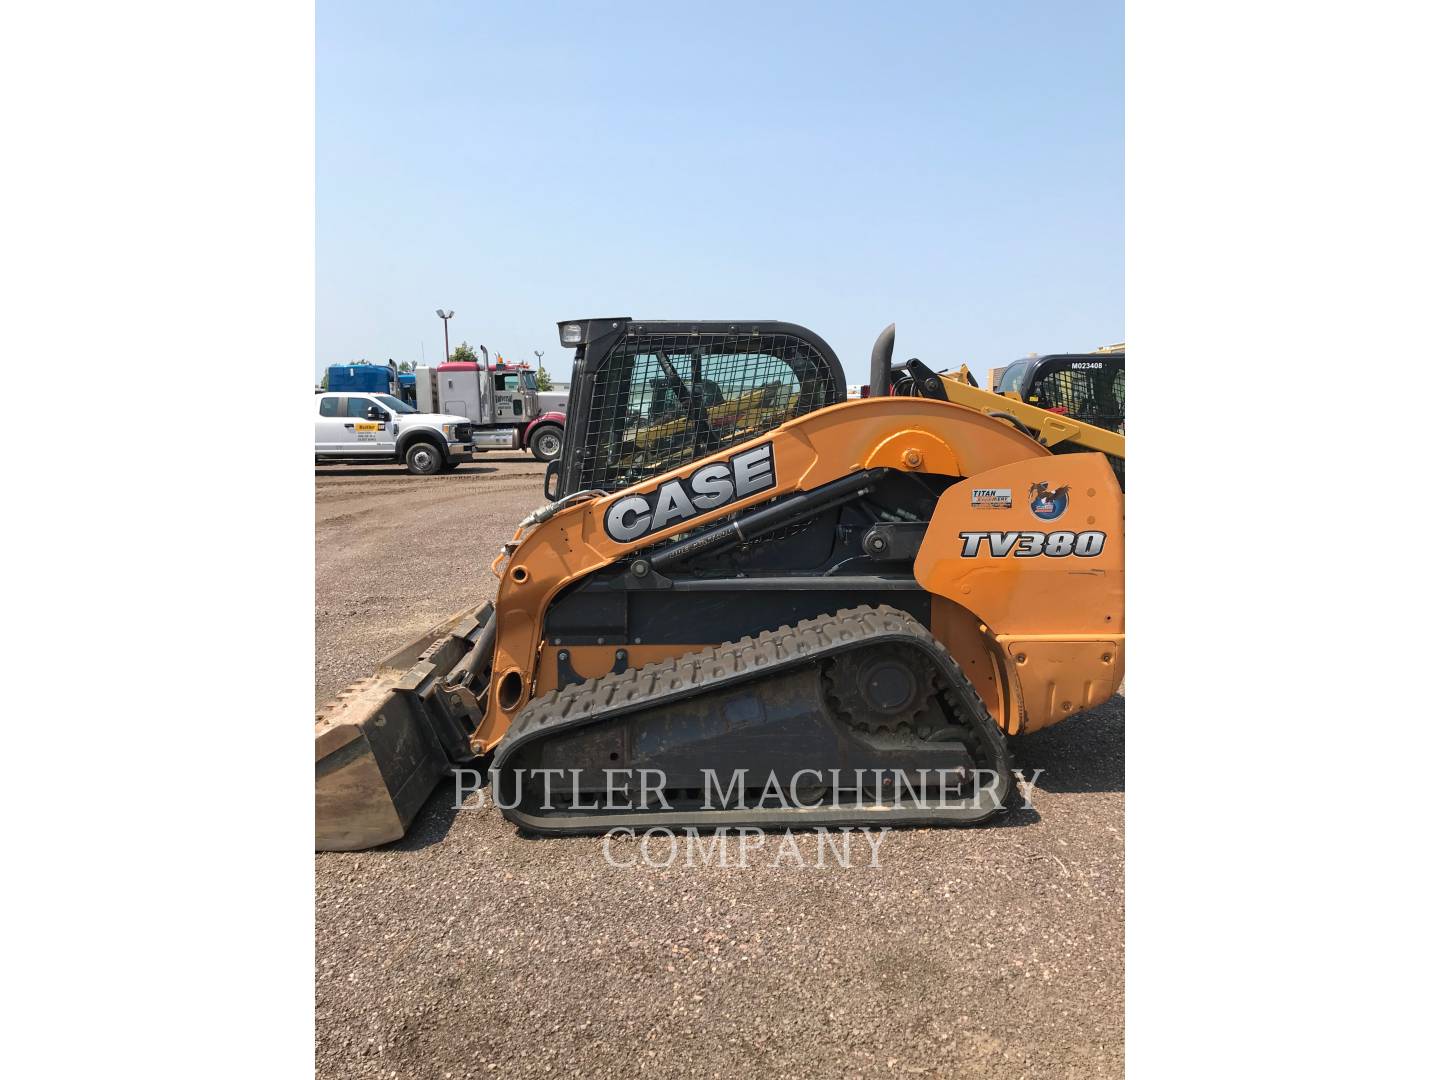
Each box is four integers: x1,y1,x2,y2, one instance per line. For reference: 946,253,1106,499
536,366,553,392
398,360,415,372
450,341,480,364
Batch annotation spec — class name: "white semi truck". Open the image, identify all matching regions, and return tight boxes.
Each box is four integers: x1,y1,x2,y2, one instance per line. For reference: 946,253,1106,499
412,349,566,462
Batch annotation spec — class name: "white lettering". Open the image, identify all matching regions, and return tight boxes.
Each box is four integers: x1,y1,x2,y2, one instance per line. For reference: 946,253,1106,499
689,462,735,509
453,768,485,809
640,828,677,867
702,768,745,809
605,495,652,542
732,445,775,497
533,768,567,809
988,531,1022,557
568,770,598,811
636,768,671,809
816,828,853,867
687,829,728,868
736,827,764,867
972,768,1005,810
602,444,776,542
788,769,824,809
1013,768,1046,810
603,769,632,809
861,828,890,867
756,770,788,807
772,831,805,868
602,828,636,867
650,480,697,530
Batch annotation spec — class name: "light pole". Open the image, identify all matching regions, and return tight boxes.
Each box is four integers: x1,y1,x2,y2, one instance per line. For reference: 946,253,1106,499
533,349,544,377
436,309,454,362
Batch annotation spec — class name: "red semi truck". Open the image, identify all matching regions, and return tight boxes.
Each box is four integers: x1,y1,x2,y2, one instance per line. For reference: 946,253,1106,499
413,355,565,462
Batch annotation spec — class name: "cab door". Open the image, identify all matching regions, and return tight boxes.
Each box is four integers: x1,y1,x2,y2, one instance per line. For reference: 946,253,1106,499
520,370,540,420
341,396,397,455
316,394,349,451
493,371,526,421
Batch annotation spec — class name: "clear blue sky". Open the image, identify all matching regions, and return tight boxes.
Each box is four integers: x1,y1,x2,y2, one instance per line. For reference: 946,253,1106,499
317,1,1122,384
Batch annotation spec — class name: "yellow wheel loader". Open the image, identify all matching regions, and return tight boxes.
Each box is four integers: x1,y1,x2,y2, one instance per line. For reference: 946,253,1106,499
315,319,1125,850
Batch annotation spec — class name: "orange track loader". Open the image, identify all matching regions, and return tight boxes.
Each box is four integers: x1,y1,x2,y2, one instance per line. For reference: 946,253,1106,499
316,319,1124,849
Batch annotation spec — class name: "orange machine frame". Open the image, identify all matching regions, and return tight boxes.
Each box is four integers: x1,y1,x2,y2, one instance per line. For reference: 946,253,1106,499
477,397,1124,750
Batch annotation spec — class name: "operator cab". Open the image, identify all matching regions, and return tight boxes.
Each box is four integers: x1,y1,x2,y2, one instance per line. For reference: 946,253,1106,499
549,318,846,500
992,351,1125,434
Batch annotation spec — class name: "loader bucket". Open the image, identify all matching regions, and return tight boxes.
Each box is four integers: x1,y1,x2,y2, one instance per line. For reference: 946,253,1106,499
315,603,494,850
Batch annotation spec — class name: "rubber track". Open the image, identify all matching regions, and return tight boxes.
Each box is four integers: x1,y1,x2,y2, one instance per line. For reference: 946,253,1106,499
491,604,1013,835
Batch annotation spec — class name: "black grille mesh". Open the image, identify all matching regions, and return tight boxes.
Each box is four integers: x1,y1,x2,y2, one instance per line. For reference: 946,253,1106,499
1028,363,1125,435
577,330,840,493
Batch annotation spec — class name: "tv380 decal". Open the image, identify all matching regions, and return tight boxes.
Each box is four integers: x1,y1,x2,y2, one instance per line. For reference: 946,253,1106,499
958,530,1107,558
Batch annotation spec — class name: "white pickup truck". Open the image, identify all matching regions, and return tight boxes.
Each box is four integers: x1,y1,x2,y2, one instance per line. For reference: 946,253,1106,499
314,391,474,475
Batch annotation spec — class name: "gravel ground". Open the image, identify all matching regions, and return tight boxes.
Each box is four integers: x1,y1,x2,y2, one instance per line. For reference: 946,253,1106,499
315,457,1124,1079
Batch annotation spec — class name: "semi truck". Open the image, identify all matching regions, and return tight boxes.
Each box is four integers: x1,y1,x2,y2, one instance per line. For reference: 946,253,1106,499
411,353,567,463
321,352,567,462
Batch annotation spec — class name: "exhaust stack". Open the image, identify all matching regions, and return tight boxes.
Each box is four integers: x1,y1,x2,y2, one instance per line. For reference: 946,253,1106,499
869,323,895,398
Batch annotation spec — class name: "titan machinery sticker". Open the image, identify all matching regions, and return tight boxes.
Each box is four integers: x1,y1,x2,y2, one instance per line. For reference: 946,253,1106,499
971,488,1012,510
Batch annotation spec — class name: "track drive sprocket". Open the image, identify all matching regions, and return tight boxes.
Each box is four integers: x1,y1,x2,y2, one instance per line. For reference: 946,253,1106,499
823,644,937,735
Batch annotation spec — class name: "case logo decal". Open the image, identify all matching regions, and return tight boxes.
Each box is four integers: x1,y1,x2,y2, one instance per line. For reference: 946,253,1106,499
604,443,776,543
1028,481,1070,521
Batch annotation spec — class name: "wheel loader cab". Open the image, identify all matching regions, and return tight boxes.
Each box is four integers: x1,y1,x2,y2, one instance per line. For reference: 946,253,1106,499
994,352,1126,435
550,319,846,499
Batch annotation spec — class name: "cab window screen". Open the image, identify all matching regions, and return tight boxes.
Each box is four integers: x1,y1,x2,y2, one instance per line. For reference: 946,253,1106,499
578,330,839,493
346,398,374,418
319,397,340,417
1030,363,1125,434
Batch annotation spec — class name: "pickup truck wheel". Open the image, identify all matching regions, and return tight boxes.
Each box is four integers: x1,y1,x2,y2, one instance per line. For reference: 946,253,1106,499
404,441,444,475
529,425,563,463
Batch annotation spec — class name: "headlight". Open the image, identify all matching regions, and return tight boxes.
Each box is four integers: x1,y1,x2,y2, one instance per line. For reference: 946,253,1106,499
441,424,454,437
559,322,583,346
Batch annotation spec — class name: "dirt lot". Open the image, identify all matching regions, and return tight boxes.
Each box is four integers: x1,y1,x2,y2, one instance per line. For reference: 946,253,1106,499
315,456,1124,1079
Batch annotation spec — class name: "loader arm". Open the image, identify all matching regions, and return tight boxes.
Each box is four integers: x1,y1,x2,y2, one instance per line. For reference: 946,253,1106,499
933,371,1126,459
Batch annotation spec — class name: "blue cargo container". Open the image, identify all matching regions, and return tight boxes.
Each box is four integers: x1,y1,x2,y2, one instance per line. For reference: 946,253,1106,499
326,363,396,395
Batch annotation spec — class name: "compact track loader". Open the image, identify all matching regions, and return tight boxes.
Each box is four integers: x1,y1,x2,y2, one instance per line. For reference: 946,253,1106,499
316,319,1125,850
